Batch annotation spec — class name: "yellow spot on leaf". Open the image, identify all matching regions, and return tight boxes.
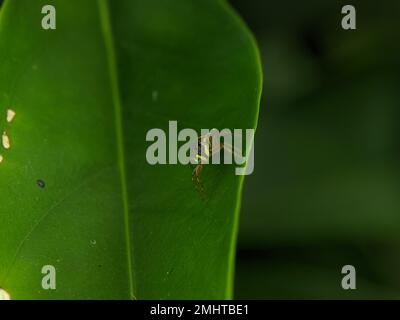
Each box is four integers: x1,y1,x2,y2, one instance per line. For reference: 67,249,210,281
0,288,10,300
2,131,10,149
6,109,16,123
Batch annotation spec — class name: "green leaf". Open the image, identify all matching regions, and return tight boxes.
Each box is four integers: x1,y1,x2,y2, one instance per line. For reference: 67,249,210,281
0,0,262,299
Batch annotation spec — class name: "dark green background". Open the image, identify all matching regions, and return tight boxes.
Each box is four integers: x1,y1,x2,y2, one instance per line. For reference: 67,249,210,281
232,0,400,299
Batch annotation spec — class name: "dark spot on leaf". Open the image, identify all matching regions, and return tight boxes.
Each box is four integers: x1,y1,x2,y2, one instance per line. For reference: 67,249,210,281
37,179,45,188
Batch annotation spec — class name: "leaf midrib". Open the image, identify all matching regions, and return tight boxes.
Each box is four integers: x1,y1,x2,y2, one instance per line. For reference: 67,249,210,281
97,0,135,299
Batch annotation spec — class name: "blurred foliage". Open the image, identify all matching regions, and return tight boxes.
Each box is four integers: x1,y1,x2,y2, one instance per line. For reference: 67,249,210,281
231,0,400,298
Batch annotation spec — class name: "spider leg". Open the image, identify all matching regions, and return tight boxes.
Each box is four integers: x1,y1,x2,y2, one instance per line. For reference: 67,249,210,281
210,142,224,155
220,142,246,160
192,164,206,198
